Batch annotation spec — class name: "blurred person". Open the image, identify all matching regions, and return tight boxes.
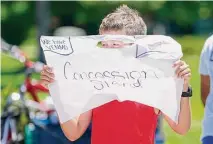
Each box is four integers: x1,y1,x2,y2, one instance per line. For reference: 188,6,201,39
1,38,11,52
1,38,26,59
200,35,213,144
40,5,192,144
1,38,17,52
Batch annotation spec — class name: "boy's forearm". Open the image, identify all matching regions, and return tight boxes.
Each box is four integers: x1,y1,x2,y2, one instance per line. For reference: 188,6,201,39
61,118,81,141
59,110,92,141
175,97,191,134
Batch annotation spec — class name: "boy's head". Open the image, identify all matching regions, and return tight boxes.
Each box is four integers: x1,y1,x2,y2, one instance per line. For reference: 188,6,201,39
99,5,147,36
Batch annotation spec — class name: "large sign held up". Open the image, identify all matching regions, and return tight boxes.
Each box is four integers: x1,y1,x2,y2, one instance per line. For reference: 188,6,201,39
40,35,183,124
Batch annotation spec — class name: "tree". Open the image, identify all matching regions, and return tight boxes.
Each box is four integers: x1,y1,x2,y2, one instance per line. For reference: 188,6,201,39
36,1,51,63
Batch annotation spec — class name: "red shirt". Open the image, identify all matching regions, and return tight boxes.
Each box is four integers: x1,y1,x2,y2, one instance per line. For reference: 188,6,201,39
92,100,158,144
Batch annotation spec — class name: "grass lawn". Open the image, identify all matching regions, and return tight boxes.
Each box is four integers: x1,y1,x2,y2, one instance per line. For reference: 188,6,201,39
1,35,207,144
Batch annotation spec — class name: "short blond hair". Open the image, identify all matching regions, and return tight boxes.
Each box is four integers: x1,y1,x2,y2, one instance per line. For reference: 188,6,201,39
99,5,147,35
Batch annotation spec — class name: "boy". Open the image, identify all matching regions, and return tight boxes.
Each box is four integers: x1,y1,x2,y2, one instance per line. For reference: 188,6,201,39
41,5,192,144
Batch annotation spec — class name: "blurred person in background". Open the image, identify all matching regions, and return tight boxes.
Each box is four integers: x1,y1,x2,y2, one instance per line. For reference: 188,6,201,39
1,38,19,53
41,5,192,144
1,38,25,58
199,35,213,144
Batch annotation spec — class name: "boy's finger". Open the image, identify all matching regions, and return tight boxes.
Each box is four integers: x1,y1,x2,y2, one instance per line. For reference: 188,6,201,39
43,65,49,71
40,75,54,83
173,60,184,67
43,65,53,73
41,70,55,79
175,64,189,77
179,69,190,78
175,65,183,76
173,60,180,67
47,67,53,73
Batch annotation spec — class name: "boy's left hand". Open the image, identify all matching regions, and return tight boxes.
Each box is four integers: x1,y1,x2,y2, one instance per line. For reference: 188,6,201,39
173,60,191,92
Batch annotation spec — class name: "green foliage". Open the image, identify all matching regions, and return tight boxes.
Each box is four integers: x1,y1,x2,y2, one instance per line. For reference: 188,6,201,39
1,1,35,45
1,1,213,44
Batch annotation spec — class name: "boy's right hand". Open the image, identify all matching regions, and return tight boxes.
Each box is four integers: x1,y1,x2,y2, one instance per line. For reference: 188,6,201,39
40,65,55,87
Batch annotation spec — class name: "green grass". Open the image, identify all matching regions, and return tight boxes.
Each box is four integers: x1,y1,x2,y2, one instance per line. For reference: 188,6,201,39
1,35,207,144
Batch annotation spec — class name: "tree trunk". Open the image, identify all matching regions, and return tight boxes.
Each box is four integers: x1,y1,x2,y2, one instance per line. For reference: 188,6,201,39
36,1,50,63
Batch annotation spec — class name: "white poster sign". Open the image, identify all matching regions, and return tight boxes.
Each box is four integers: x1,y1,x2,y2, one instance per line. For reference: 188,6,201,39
40,35,184,124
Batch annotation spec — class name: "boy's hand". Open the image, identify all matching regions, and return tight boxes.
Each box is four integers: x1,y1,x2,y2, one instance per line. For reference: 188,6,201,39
40,65,55,87
173,60,191,92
